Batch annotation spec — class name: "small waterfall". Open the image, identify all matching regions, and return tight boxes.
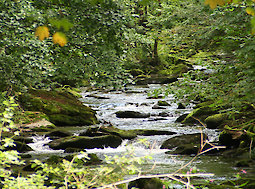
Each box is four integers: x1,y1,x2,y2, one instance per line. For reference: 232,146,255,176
28,135,64,154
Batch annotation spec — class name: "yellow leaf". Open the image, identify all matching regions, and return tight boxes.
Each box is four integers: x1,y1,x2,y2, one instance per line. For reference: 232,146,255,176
246,7,255,16
52,32,67,47
204,0,225,9
35,26,49,41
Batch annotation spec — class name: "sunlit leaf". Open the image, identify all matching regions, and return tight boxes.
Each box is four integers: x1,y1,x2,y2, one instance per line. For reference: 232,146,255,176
49,18,73,31
246,7,255,16
52,32,67,47
35,26,49,41
204,0,226,9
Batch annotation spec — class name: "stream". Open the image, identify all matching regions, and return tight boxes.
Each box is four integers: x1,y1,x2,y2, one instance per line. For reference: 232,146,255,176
28,84,240,184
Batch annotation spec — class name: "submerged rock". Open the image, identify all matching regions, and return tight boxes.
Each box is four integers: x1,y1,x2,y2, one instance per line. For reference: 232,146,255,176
18,89,98,126
115,111,150,118
48,135,122,150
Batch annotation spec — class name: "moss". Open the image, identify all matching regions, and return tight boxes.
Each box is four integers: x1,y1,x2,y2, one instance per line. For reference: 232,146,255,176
158,63,189,76
49,135,122,150
157,100,170,106
18,89,98,126
182,106,218,124
205,113,227,129
99,126,138,139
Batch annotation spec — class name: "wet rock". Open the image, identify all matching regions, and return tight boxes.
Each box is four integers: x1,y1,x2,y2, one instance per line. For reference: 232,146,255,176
148,117,168,121
46,130,72,140
135,129,176,136
205,113,227,129
158,112,170,117
152,105,166,109
177,102,186,109
128,178,163,189
175,113,188,122
86,94,110,99
20,154,32,159
13,136,33,144
80,127,109,137
48,135,122,150
219,130,246,148
18,89,98,126
81,126,176,139
115,111,150,118
157,100,170,106
7,141,33,153
135,76,178,85
161,133,207,150
64,153,102,165
64,147,83,153
182,106,218,124
98,126,138,140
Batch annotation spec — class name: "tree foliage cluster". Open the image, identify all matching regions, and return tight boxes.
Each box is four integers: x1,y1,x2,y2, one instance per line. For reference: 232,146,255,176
148,0,255,113
0,0,132,92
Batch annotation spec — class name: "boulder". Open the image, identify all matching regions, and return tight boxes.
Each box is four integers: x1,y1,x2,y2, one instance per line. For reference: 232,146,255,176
48,135,122,150
135,129,176,136
157,100,170,106
18,89,98,126
161,133,207,150
128,178,163,189
205,113,227,129
135,76,178,85
182,106,218,124
98,126,138,140
115,111,150,118
177,102,186,109
46,130,72,140
175,113,189,122
81,126,176,139
7,141,33,153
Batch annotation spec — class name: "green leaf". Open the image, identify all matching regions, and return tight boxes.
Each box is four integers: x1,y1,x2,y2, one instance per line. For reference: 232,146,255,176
49,18,73,31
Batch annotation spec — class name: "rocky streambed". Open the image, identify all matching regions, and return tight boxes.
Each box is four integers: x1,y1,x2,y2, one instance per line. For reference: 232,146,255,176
13,84,255,188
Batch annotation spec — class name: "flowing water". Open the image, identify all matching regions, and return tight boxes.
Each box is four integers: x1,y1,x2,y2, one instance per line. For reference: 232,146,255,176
28,84,241,183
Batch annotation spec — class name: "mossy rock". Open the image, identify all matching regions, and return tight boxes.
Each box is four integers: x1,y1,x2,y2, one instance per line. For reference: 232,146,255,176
6,141,33,153
99,126,138,139
182,106,218,124
18,111,50,124
158,63,191,77
135,75,178,85
48,135,122,150
46,130,72,140
205,113,227,129
157,100,170,106
128,178,163,189
18,89,98,126
82,126,176,140
115,110,150,118
161,133,207,149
